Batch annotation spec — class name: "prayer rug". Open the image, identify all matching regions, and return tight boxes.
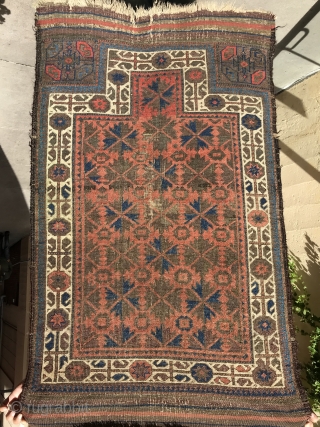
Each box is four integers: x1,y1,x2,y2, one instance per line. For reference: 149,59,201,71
21,1,312,426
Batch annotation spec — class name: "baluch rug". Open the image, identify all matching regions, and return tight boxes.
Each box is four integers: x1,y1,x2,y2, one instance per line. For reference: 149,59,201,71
21,1,312,426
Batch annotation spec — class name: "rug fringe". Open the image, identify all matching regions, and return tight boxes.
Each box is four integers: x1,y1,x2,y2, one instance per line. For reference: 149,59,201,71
33,0,274,22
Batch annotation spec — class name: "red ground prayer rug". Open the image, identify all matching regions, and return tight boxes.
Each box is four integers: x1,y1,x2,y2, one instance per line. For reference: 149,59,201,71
21,1,312,426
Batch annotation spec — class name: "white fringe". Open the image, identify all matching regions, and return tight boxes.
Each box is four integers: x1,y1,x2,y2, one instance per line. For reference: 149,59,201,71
34,0,273,23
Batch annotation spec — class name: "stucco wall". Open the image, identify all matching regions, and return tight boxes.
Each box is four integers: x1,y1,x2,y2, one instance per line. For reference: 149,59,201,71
276,71,320,366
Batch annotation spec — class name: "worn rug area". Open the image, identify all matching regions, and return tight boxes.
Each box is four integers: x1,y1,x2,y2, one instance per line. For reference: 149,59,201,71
21,1,311,426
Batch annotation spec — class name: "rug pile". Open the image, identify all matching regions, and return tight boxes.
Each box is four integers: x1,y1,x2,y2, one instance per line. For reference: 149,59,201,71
20,1,311,425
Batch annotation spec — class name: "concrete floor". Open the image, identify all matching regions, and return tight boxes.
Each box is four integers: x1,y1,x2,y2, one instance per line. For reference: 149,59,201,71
0,1,35,245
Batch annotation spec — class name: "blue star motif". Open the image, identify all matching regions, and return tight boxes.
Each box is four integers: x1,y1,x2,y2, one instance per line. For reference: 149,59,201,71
190,363,213,383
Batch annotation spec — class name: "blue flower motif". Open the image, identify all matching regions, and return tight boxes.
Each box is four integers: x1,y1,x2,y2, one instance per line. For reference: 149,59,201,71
245,161,265,179
108,70,129,85
152,52,172,69
242,114,261,130
53,117,66,127
157,55,167,65
190,363,213,383
111,72,126,84
253,363,276,386
210,98,221,107
254,316,275,336
154,54,168,67
257,369,272,382
50,114,71,130
204,95,225,110
53,166,66,177
249,165,260,176
257,319,272,333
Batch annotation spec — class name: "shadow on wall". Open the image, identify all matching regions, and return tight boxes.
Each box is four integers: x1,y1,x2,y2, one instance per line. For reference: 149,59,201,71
0,146,30,246
274,0,320,113
274,0,320,68
290,234,320,318
279,140,320,183
0,0,10,24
